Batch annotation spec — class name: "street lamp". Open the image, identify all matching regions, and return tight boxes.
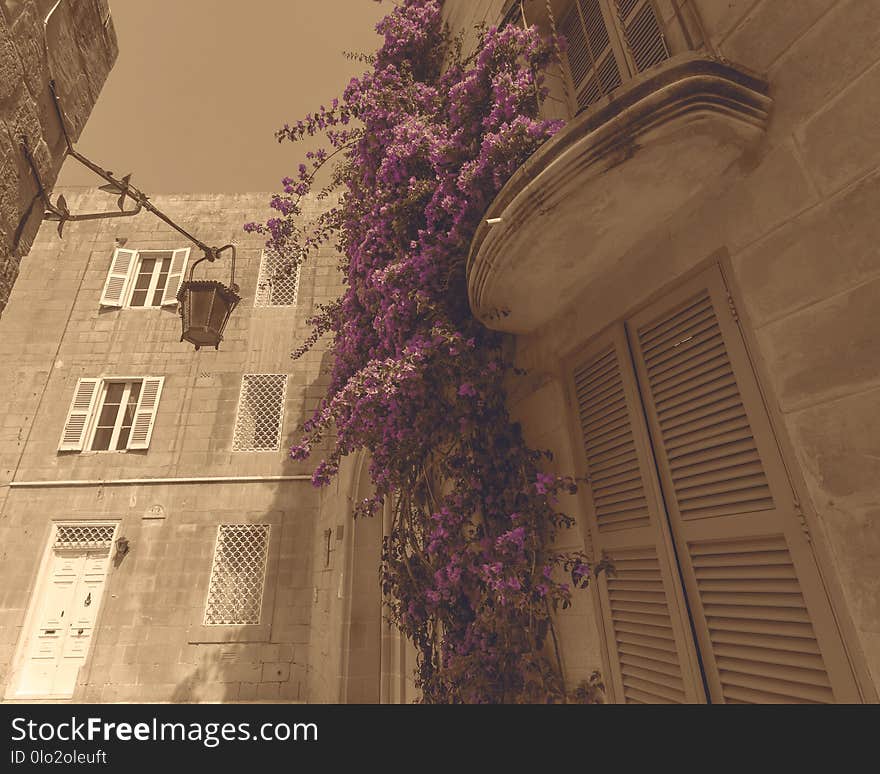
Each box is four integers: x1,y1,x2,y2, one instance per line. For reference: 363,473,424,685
19,81,241,351
176,251,241,350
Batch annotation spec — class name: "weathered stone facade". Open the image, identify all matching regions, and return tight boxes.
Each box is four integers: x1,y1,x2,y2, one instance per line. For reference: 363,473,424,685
0,0,117,316
2,0,878,705
0,191,378,702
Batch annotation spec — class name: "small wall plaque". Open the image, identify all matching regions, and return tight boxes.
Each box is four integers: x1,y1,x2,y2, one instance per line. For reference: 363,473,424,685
143,504,166,521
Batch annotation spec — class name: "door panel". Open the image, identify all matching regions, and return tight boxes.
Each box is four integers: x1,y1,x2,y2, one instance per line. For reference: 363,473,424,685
17,552,84,697
58,554,109,694
567,326,706,703
625,265,861,703
16,541,110,699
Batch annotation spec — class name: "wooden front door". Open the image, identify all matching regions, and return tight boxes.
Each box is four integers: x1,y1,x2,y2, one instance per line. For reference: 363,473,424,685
14,525,113,699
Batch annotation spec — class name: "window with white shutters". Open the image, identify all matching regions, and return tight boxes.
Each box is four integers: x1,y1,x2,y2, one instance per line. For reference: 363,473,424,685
254,248,300,307
58,377,164,452
568,265,865,703
204,525,270,625
232,374,288,452
99,247,189,308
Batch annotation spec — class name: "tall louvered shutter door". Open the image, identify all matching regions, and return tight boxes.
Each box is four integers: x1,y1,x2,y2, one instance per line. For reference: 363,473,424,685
625,265,861,703
568,326,705,703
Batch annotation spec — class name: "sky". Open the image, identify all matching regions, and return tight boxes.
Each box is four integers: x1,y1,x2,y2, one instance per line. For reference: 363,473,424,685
57,0,387,194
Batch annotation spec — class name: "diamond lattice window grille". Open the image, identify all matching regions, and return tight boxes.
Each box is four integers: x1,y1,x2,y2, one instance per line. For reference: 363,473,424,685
54,524,116,551
232,374,288,452
254,248,300,307
204,524,270,626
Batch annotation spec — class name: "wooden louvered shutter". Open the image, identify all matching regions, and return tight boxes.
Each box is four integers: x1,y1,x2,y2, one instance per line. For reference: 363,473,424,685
500,0,525,29
560,0,623,112
58,378,100,451
127,377,164,449
161,248,190,306
612,0,670,73
626,265,862,703
99,248,137,307
568,326,705,703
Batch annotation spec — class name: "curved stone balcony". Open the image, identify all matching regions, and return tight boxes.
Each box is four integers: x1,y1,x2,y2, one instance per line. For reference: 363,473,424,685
466,55,773,333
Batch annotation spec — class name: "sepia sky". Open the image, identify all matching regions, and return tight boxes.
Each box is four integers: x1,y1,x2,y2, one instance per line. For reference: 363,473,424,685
57,0,386,194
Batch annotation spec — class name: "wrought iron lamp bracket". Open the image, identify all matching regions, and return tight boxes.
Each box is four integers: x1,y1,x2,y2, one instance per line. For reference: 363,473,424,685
20,137,143,238
19,80,230,267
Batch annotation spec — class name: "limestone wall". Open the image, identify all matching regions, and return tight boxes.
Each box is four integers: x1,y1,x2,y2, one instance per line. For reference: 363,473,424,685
0,0,117,315
0,191,347,702
442,0,880,698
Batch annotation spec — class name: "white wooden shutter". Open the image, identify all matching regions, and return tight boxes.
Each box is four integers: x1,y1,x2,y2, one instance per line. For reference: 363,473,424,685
58,378,100,451
561,0,622,111
99,248,137,307
626,265,862,703
613,0,670,74
567,326,705,703
127,377,164,449
161,248,190,306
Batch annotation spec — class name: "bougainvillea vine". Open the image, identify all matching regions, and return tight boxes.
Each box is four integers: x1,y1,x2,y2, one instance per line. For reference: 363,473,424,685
247,0,601,703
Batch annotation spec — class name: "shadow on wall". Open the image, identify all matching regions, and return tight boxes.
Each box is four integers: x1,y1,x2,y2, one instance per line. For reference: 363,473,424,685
165,346,333,704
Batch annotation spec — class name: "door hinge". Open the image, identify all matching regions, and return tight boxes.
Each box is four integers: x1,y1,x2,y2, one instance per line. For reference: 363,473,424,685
726,289,739,323
793,498,811,542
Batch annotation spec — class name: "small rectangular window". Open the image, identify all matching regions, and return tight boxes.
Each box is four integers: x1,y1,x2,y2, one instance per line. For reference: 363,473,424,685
254,248,300,307
232,374,288,452
204,524,270,626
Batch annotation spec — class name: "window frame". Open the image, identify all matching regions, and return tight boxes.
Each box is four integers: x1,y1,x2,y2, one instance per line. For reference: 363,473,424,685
254,248,301,308
203,524,272,627
187,515,281,645
87,379,141,452
126,251,174,308
231,373,289,453
58,376,165,453
99,247,190,310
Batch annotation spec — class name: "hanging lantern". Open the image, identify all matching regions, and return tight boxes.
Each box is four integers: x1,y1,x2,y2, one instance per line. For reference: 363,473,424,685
177,247,240,350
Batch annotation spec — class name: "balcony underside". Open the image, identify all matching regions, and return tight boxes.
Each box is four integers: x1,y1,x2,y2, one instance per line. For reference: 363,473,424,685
467,55,772,334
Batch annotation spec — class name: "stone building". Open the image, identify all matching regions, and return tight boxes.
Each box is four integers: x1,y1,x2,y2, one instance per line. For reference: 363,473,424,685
0,190,392,702
441,0,880,703
2,0,879,705
0,0,117,316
